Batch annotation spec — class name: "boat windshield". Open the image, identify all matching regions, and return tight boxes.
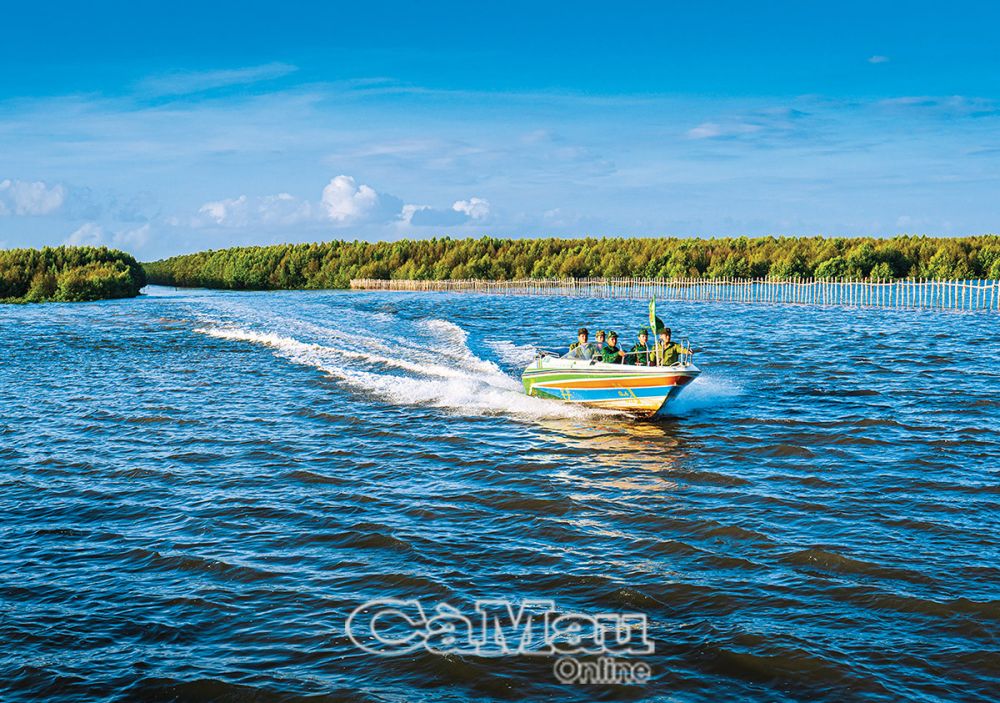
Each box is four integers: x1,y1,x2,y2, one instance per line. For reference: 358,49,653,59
563,344,597,360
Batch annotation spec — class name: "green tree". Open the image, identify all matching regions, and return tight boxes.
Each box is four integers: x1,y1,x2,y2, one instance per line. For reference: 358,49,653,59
869,262,894,280
814,256,849,279
846,242,878,277
1,246,145,304
140,235,998,290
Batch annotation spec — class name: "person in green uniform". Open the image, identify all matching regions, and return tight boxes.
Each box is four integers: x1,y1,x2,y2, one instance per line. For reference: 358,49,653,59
655,327,692,366
628,328,652,366
594,329,607,354
601,331,626,364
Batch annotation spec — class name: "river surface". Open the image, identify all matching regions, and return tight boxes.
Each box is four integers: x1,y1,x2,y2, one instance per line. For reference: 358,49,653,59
1,286,998,702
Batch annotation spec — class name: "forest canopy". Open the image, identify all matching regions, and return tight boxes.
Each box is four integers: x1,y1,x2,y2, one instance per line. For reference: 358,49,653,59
0,246,147,303
143,235,1000,291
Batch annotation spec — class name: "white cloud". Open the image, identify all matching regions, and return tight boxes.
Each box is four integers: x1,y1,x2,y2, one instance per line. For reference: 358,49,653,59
686,121,763,140
199,195,249,226
686,123,724,139
402,197,491,227
115,224,152,248
0,179,67,215
868,55,890,64
64,222,152,251
66,222,105,246
138,63,298,97
321,175,384,223
878,96,938,108
684,107,812,143
197,192,313,228
320,175,405,225
192,175,407,229
400,204,424,224
187,169,492,234
452,197,491,220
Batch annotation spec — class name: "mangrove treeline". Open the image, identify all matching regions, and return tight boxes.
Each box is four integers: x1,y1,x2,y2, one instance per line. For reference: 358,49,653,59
143,235,1000,291
0,246,147,303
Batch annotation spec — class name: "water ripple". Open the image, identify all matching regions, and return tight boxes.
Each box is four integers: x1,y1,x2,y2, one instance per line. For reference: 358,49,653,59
1,288,997,702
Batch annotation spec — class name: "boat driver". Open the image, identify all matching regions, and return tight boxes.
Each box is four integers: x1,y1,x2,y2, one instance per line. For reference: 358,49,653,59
567,327,596,359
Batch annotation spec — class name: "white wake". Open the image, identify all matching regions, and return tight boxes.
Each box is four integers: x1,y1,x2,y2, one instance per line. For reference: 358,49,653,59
486,339,540,368
195,324,598,420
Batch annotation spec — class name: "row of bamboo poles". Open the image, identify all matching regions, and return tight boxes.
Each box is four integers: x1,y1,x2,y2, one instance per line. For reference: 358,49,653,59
350,277,1000,313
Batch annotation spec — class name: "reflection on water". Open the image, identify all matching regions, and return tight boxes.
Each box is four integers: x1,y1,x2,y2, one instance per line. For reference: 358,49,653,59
538,417,691,458
538,418,692,494
1,287,998,703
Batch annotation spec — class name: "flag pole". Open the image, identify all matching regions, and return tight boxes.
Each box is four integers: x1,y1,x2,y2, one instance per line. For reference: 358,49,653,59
648,295,659,366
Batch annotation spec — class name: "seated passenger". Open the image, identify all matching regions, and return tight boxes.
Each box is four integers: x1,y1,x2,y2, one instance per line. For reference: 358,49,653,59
601,331,626,364
566,327,596,359
629,328,652,366
594,329,607,353
655,327,692,366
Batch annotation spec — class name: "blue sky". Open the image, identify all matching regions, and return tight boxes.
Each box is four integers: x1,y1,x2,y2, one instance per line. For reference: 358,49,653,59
1,1,998,259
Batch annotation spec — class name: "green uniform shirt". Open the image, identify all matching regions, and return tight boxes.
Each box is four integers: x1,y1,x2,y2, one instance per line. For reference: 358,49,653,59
600,344,624,364
629,343,651,366
656,342,691,365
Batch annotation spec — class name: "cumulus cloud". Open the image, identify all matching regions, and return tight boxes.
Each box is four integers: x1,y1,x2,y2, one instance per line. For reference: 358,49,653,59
322,177,376,220
0,179,67,215
868,55,890,64
198,195,247,226
198,193,313,228
403,197,491,227
65,222,151,250
452,197,491,220
194,176,404,228
190,176,487,231
65,222,105,246
326,175,406,225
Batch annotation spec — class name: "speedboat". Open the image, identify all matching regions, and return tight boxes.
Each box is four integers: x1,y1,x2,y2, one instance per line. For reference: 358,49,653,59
521,353,701,417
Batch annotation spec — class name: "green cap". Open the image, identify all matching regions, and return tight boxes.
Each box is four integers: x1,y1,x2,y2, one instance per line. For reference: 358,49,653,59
638,327,649,337
595,329,606,336
608,330,618,339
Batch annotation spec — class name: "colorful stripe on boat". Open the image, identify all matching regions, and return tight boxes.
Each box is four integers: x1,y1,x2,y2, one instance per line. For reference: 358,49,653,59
521,362,698,415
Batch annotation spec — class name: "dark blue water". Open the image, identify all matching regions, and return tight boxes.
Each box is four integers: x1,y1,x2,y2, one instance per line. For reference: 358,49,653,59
1,287,998,702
